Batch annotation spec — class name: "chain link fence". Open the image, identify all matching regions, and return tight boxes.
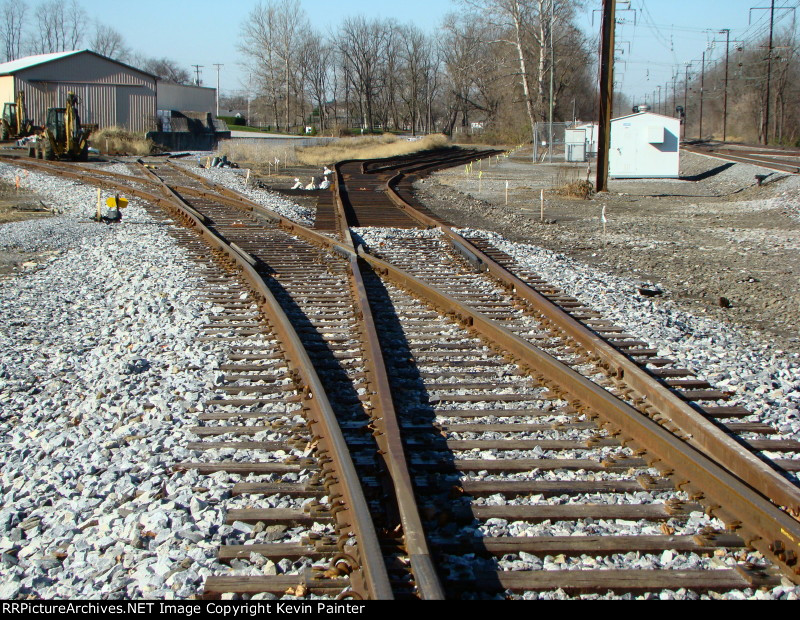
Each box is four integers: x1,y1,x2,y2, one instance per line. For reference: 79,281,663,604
532,122,598,163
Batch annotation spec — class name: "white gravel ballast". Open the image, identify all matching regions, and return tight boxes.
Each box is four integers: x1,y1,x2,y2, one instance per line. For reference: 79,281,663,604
0,163,236,599
3,163,799,601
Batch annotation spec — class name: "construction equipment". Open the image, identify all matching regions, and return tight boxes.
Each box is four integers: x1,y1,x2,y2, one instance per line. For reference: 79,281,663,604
1,91,33,140
31,92,93,161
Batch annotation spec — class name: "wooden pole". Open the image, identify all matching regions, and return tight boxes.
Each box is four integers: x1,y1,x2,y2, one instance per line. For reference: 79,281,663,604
699,51,706,140
721,29,730,142
596,0,616,193
764,0,776,145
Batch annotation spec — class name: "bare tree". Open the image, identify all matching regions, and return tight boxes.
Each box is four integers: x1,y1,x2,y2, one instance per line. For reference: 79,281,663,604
241,0,309,132
399,24,428,135
30,0,85,54
89,22,129,61
336,16,389,132
0,0,26,61
132,55,192,84
302,32,331,132
441,13,491,134
240,2,282,129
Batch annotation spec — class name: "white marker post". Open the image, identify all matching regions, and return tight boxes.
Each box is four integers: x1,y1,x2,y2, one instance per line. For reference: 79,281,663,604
245,169,251,186
601,205,608,243
505,181,509,205
540,189,544,222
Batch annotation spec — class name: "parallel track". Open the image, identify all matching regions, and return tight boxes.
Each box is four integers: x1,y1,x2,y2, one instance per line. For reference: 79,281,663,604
3,148,800,599
684,142,800,175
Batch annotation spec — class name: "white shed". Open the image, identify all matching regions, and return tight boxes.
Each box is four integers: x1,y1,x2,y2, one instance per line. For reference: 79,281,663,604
609,112,680,178
565,128,587,162
575,122,599,157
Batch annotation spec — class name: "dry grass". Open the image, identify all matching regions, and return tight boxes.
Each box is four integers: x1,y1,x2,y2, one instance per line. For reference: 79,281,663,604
218,140,301,166
218,133,451,167
297,133,449,166
90,127,155,156
555,179,595,199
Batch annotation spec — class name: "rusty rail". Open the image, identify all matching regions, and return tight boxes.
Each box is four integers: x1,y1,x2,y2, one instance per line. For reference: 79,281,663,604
0,154,394,599
379,163,800,515
358,247,800,583
13,153,800,584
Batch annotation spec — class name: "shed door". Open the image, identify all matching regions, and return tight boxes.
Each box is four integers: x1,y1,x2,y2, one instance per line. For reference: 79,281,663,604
116,88,131,129
611,123,635,175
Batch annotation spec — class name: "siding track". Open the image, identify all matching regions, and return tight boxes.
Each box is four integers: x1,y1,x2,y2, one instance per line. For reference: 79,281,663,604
3,148,799,599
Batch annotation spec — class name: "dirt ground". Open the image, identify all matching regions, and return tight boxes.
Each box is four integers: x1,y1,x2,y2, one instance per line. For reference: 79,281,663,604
414,147,800,353
0,180,55,278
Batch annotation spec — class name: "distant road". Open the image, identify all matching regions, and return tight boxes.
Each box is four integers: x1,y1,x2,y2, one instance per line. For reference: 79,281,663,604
228,131,312,139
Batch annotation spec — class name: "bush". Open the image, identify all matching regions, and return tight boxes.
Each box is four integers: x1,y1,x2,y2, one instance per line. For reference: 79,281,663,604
90,127,155,156
219,115,247,127
555,179,595,200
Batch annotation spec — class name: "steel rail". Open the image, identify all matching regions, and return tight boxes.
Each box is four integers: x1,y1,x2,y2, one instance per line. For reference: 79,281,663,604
167,158,447,599
378,165,800,515
3,154,394,599
17,154,800,583
357,247,800,584
135,164,395,599
331,166,446,600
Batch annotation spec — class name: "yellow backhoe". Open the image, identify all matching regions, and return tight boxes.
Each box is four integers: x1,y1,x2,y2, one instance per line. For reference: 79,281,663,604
31,92,93,161
1,91,34,140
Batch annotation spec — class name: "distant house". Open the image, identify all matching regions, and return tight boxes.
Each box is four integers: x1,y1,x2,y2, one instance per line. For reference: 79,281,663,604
609,112,681,178
0,50,158,132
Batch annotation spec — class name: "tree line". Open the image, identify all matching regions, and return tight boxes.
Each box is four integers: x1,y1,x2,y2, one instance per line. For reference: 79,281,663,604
237,0,596,142
674,29,800,146
0,0,193,84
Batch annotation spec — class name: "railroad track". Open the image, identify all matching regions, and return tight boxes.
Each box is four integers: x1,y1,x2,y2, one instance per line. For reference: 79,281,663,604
684,142,800,175
2,149,800,600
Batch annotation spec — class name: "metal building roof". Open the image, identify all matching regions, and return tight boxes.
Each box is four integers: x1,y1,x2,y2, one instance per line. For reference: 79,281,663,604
0,50,84,75
0,49,157,80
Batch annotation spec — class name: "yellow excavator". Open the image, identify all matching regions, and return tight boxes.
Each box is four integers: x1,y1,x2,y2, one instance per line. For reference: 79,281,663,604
1,91,33,140
31,92,92,161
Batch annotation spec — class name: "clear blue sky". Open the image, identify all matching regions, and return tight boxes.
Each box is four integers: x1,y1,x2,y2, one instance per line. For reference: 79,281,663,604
82,0,455,93
79,0,797,98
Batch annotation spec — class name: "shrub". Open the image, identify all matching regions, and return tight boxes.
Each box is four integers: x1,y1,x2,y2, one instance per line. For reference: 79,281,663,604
90,127,156,156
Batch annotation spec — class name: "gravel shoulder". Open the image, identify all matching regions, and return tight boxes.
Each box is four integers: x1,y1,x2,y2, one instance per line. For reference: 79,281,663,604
417,149,800,354
0,164,234,599
1,156,798,600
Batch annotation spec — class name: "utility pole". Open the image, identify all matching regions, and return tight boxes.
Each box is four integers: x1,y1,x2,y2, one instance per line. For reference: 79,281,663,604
720,29,730,142
683,63,692,139
765,0,775,144
657,86,662,115
672,72,678,117
213,64,223,118
750,2,795,144
548,0,555,164
596,0,616,193
699,51,706,140
192,65,204,87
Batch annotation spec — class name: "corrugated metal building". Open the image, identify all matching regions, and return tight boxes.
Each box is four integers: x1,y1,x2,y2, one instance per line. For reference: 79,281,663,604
157,83,216,115
0,50,157,132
